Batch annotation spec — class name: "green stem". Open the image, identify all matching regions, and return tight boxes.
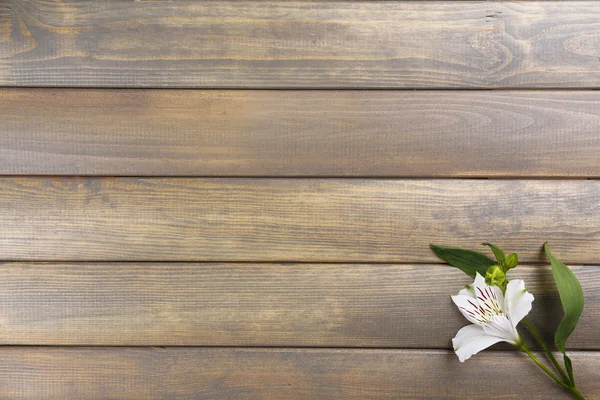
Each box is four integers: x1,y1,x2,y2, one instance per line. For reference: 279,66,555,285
522,318,569,383
568,387,586,400
519,343,586,399
519,342,570,390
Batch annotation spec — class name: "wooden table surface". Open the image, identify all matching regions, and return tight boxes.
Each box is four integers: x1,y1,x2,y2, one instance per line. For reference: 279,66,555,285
1,1,599,398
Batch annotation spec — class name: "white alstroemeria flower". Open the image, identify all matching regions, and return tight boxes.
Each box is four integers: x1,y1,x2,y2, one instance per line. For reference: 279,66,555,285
451,272,534,362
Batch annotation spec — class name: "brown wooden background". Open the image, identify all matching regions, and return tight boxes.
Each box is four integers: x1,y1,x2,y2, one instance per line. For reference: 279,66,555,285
1,1,600,398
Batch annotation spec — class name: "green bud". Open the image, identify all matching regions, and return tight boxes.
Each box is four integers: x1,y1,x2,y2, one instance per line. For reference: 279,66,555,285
504,253,519,270
485,265,506,287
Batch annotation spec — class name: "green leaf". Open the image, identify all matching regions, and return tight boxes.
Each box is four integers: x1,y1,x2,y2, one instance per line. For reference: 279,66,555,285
544,242,584,354
564,354,575,385
430,244,496,277
504,253,519,270
481,242,506,265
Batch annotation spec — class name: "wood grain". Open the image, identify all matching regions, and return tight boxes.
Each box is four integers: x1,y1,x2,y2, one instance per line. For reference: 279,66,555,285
0,263,597,348
1,347,599,399
3,89,600,177
4,1,600,88
1,178,599,263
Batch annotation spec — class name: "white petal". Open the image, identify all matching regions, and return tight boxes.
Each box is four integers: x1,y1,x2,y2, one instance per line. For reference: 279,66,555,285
482,315,520,344
458,284,476,298
490,285,505,309
452,324,504,362
472,271,503,305
451,294,484,325
504,279,535,328
472,272,487,294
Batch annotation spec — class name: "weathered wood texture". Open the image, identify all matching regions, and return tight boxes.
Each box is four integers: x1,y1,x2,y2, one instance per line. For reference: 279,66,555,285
3,89,600,177
1,347,599,399
0,178,598,263
0,263,597,348
3,1,600,88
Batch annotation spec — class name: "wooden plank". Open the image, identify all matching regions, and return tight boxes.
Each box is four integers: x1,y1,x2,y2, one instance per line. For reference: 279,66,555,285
3,89,600,177
1,347,599,399
3,1,600,88
1,178,599,263
0,263,597,348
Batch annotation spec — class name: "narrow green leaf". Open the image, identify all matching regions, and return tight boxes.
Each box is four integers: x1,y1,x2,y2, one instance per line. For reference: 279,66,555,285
544,242,584,354
481,242,506,265
430,244,496,277
564,355,575,386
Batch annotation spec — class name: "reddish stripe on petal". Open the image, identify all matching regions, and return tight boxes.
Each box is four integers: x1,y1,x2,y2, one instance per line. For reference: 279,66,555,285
477,287,488,300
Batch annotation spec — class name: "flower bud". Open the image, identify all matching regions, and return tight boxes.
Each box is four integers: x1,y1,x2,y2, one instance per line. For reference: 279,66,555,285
485,265,506,287
504,253,519,271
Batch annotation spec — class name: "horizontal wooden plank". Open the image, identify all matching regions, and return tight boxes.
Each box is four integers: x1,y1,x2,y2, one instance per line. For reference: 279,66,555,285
1,178,599,263
3,89,600,177
3,2,600,88
0,263,597,348
1,348,598,399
